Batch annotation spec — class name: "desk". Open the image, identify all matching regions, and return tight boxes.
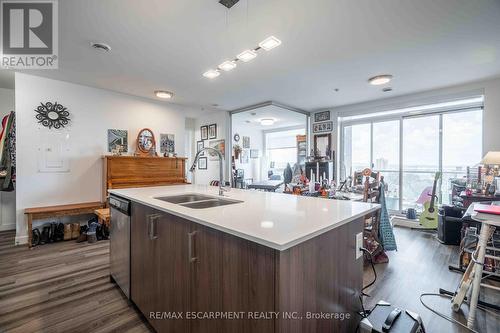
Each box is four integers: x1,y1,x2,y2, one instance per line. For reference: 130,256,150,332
247,180,284,192
459,191,497,208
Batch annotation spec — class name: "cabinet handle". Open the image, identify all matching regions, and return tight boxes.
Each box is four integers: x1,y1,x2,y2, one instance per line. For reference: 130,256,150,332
147,214,160,240
188,231,197,263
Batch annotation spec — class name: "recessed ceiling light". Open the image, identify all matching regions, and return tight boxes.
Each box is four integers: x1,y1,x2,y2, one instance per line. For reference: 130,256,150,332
203,69,220,79
260,221,274,229
368,74,393,85
154,90,173,99
237,49,257,62
219,60,237,71
260,118,275,126
259,36,281,51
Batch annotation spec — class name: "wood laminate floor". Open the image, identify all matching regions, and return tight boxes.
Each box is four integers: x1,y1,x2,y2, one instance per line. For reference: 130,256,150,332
0,230,150,333
0,227,498,332
364,226,500,333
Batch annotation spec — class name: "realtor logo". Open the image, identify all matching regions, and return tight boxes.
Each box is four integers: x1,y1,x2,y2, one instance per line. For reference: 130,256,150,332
1,0,58,69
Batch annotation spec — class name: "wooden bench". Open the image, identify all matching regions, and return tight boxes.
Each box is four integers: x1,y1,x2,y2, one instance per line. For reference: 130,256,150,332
25,202,104,247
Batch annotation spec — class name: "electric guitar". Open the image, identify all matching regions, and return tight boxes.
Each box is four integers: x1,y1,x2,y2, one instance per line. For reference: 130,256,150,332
419,172,441,229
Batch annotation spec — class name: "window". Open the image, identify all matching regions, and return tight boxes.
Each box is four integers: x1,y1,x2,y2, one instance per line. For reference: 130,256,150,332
373,120,400,211
341,97,483,212
265,128,306,175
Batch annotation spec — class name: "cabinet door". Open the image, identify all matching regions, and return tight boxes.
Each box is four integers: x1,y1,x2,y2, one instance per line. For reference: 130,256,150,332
189,223,223,333
130,202,161,329
155,212,192,332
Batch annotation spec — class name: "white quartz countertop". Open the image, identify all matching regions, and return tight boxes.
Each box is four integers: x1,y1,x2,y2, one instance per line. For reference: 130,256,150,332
109,185,379,251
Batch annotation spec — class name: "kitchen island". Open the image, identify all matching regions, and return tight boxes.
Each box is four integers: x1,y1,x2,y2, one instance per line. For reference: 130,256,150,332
109,184,379,333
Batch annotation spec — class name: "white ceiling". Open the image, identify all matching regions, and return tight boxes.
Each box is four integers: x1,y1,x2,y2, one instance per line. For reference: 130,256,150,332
11,0,500,114
232,104,307,130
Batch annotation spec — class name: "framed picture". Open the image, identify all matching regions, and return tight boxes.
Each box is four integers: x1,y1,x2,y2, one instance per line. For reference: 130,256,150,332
196,140,204,156
107,129,128,152
240,149,249,164
314,110,330,122
208,139,225,161
312,121,333,133
208,123,217,139
160,133,175,153
233,133,240,142
250,149,259,158
242,136,250,148
198,157,207,170
200,125,208,140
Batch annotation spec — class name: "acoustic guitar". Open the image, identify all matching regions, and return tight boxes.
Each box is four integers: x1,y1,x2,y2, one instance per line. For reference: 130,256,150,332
419,172,441,229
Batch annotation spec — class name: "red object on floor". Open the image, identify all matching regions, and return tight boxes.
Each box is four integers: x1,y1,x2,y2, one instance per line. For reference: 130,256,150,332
474,204,500,215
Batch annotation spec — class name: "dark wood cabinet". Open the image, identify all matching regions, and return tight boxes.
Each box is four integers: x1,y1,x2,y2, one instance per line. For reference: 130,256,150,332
130,201,364,333
130,203,161,330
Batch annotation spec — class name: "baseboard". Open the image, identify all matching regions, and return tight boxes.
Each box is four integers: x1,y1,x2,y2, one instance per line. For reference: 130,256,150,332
15,235,28,245
0,224,15,232
392,216,428,229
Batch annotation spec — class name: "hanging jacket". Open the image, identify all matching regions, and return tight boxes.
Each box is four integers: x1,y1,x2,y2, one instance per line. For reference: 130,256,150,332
0,111,15,191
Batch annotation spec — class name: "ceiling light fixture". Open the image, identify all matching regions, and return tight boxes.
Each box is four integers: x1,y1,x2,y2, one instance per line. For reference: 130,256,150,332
204,36,281,78
237,49,257,62
154,90,173,99
219,60,237,71
259,36,281,51
368,74,393,85
203,69,220,79
260,118,275,126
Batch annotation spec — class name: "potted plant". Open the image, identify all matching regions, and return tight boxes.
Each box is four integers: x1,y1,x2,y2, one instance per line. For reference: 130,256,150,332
233,144,242,159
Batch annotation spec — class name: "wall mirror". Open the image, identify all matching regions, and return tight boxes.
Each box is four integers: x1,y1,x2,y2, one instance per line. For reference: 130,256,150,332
137,128,156,155
314,133,332,160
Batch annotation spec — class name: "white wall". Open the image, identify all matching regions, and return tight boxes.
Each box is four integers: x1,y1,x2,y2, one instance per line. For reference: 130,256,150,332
193,111,230,186
15,73,195,244
232,125,264,183
0,88,16,231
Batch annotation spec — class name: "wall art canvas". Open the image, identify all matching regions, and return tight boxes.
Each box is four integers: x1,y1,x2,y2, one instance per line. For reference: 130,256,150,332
107,129,128,152
197,140,204,156
312,121,333,133
208,123,217,139
314,110,330,122
208,139,225,161
198,157,207,170
242,136,250,148
160,133,175,153
250,149,259,158
200,125,208,140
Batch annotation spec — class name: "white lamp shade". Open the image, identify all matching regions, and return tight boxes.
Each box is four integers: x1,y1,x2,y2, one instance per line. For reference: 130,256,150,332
481,151,500,165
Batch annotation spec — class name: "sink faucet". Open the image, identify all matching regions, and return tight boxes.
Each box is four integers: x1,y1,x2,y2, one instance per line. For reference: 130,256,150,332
189,147,228,196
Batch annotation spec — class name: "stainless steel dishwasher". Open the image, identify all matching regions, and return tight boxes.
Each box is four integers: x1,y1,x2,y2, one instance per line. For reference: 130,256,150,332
109,195,131,298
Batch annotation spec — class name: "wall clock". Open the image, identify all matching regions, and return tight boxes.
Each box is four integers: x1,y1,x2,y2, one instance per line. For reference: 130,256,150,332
35,102,70,129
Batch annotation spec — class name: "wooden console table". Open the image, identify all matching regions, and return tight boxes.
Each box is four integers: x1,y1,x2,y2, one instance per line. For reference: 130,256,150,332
25,202,104,247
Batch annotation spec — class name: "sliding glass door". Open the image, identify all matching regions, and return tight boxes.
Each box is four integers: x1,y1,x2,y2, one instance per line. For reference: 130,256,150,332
341,102,483,213
402,115,440,210
373,120,400,210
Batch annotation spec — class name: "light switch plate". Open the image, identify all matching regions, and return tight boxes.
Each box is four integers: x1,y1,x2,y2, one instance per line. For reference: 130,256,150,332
355,232,363,260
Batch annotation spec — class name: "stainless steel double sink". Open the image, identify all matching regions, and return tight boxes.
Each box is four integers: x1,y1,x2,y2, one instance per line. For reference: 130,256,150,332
154,193,242,209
